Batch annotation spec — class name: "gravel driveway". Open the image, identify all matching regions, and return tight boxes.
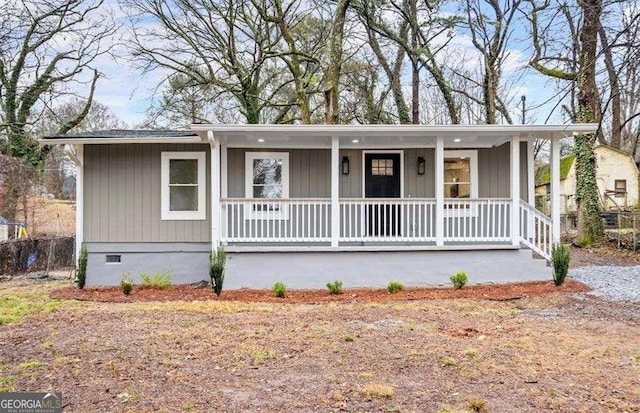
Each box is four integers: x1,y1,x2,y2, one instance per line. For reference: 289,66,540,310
570,266,640,303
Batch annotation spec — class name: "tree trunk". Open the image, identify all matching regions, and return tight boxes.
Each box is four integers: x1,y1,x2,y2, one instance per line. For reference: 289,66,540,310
574,0,604,246
324,0,351,124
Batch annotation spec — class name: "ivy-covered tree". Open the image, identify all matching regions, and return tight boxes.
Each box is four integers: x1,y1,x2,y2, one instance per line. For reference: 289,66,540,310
526,0,604,244
0,0,115,166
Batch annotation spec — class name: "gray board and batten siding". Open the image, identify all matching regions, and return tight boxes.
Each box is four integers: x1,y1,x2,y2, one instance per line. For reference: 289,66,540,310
83,143,211,243
226,142,529,199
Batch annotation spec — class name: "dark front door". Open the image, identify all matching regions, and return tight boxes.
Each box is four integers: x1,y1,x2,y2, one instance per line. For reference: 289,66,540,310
364,153,401,236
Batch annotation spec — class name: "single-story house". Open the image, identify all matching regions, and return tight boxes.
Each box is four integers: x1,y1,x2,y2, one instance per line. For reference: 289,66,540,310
41,124,597,288
535,145,639,215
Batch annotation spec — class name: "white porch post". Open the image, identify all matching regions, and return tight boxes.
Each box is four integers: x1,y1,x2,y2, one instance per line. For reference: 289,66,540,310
435,136,444,246
527,139,535,241
221,145,228,199
510,135,521,246
331,136,340,247
550,137,561,243
208,131,221,250
69,144,84,266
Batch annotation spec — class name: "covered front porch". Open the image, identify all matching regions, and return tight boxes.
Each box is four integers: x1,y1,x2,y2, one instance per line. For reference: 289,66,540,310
193,124,598,261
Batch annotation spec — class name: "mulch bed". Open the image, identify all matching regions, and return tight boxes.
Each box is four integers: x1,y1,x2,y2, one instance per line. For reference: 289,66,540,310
51,279,590,304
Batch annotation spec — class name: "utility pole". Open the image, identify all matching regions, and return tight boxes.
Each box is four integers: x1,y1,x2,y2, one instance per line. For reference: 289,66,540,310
520,95,526,124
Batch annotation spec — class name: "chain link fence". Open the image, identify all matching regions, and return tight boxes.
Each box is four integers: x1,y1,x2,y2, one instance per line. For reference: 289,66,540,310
0,236,75,277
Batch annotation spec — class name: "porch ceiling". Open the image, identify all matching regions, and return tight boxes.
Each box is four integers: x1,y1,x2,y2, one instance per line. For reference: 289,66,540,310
192,123,598,149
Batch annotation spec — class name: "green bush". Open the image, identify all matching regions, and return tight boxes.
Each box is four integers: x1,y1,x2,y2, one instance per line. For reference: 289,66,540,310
326,279,343,295
449,271,468,289
272,282,287,298
120,273,134,296
551,243,570,286
76,244,88,289
387,281,404,294
209,248,226,296
140,270,173,289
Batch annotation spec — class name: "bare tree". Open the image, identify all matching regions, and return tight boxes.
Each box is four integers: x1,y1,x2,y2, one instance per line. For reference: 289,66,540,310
452,0,522,124
0,0,115,165
126,0,287,124
354,0,461,124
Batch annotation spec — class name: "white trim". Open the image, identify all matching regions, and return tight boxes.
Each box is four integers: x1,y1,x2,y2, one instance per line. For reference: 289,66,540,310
331,137,340,247
527,140,535,241
210,136,221,248
191,123,599,137
550,138,561,243
161,151,207,220
435,137,444,246
244,151,290,220
71,144,84,266
510,135,521,246
221,145,228,198
361,150,405,198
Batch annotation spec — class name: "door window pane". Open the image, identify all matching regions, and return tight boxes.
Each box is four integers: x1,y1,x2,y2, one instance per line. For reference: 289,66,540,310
372,158,394,176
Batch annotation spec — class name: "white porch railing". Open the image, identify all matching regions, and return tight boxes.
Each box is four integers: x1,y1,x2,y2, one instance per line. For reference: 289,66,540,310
519,200,552,260
221,198,521,245
339,198,436,242
221,198,331,242
443,198,511,242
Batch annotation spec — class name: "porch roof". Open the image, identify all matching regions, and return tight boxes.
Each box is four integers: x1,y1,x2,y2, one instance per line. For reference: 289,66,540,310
192,123,598,149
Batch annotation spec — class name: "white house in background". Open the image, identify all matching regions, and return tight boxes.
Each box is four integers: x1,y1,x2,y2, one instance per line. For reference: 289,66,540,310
41,124,597,288
536,145,639,215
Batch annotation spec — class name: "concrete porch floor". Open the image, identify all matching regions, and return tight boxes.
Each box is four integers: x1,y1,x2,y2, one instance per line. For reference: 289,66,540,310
224,249,551,290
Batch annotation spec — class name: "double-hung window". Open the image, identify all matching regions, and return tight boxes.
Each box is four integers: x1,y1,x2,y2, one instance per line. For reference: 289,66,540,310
245,152,289,219
443,150,478,199
443,150,478,216
161,152,206,220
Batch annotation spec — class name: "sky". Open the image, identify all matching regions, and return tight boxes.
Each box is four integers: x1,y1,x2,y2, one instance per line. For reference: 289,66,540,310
77,0,568,128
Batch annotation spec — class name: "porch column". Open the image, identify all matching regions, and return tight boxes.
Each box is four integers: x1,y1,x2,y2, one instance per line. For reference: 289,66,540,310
527,139,535,241
435,136,444,246
208,131,221,250
510,134,521,246
331,136,340,247
67,144,84,266
550,137,561,243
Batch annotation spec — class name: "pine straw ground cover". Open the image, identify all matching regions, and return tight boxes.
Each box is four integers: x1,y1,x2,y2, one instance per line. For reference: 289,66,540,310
1,278,639,412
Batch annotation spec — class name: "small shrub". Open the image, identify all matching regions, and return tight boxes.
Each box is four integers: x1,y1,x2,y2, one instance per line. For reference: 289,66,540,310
120,273,134,296
361,383,394,399
140,270,173,289
551,243,570,286
387,281,404,294
449,271,468,289
272,282,287,298
343,335,355,342
326,279,343,295
209,247,226,296
463,347,478,357
441,356,457,367
468,398,488,413
76,244,88,289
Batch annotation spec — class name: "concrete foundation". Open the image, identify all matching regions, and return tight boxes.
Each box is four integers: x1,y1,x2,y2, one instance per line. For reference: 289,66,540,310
225,249,551,289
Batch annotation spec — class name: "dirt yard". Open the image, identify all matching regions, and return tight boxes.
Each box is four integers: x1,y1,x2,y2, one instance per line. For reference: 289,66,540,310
1,277,639,412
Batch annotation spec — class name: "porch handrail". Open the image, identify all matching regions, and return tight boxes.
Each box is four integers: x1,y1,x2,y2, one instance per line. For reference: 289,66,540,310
519,200,552,261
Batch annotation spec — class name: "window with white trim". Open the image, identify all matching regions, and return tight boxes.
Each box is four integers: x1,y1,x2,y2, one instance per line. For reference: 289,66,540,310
444,150,478,199
245,152,289,218
161,152,206,220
